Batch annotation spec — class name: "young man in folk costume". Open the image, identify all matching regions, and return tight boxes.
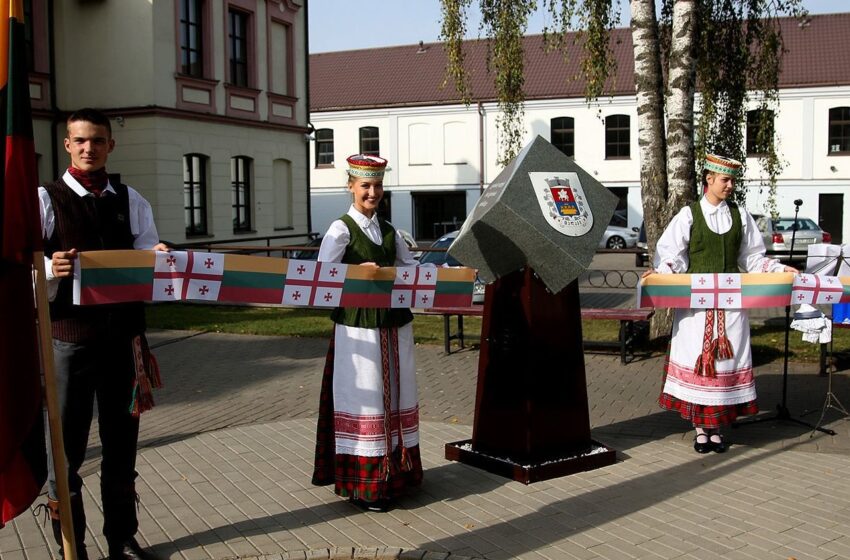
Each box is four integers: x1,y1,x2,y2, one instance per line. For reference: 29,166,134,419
312,154,423,512
39,108,167,560
651,154,797,453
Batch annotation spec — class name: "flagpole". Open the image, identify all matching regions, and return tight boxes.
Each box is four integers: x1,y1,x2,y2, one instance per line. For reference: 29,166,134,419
32,252,77,560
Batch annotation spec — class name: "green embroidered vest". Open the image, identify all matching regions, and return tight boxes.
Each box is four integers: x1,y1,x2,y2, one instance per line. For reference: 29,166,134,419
329,213,414,328
687,200,743,274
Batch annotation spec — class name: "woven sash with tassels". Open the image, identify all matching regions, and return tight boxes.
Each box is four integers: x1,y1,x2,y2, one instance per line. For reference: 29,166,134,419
129,335,162,417
694,309,735,377
378,327,412,481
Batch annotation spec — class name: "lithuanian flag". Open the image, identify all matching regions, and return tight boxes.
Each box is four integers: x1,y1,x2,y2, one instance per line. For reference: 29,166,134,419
0,0,47,528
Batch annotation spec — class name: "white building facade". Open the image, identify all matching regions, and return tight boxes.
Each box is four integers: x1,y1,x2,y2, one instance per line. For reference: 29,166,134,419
28,0,312,247
309,15,850,245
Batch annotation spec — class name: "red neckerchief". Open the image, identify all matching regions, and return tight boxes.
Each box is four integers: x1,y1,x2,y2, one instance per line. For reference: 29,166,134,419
67,166,109,197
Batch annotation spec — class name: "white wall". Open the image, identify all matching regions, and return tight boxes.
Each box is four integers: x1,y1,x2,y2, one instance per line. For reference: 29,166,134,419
311,86,850,243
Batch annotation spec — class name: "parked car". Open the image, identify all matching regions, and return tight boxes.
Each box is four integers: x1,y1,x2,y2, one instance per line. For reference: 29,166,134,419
600,224,639,250
752,214,831,263
418,230,485,303
289,228,416,261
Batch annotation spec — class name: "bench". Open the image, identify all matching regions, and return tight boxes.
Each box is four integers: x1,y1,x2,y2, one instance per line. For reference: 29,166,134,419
419,306,654,363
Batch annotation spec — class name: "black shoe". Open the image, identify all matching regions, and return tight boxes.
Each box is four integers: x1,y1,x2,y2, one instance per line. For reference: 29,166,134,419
710,434,728,453
108,538,160,560
350,498,389,512
693,434,711,454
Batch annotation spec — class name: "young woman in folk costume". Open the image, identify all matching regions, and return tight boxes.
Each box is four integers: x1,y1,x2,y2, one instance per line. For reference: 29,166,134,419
651,154,797,453
311,154,422,511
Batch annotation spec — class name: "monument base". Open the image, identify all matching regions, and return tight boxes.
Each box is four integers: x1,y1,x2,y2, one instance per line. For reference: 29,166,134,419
444,439,616,484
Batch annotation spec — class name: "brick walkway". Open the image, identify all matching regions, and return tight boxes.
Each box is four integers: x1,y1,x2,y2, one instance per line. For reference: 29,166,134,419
3,323,849,559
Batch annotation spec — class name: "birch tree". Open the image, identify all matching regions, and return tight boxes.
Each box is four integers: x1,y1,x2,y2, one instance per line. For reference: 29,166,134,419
441,0,805,338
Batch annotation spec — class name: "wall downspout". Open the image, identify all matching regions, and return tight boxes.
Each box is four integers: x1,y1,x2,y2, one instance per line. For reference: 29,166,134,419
478,102,485,194
303,1,313,236
48,0,60,179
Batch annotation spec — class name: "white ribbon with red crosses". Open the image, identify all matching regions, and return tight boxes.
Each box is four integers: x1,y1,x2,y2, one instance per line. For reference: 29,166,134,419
152,251,224,302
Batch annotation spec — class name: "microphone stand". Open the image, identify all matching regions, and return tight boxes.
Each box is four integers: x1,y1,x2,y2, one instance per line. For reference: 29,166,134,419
736,201,836,435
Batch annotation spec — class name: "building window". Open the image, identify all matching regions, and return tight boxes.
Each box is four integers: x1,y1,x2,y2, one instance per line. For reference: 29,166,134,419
184,154,208,236
179,0,205,77
232,156,252,232
359,126,380,156
228,8,250,87
23,0,34,71
605,114,630,159
315,128,334,167
828,107,850,155
551,116,575,157
746,109,774,156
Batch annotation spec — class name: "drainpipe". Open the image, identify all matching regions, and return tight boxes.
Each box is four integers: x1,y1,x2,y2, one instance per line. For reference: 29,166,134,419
478,102,485,194
304,1,312,236
47,0,60,179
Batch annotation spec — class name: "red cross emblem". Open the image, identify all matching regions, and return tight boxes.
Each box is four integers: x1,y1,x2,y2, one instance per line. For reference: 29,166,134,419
397,294,406,303
166,255,177,267
198,285,209,295
798,293,805,301
204,258,214,269
826,295,834,301
699,277,706,285
329,267,338,277
425,271,432,280
726,297,734,304
324,292,333,302
402,271,410,280
726,277,735,285
164,285,174,296
420,294,429,304
297,265,306,274
699,297,706,305
292,290,301,301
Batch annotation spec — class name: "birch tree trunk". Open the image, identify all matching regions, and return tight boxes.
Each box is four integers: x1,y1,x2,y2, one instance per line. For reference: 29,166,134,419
630,0,671,339
666,0,698,214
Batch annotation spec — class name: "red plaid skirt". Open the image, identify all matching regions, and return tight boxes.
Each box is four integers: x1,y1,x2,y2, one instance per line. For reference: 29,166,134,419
312,334,423,502
658,392,758,428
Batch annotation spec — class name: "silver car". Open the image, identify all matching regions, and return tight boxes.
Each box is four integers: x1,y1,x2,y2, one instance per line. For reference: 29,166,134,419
418,230,485,303
599,224,640,250
752,214,831,263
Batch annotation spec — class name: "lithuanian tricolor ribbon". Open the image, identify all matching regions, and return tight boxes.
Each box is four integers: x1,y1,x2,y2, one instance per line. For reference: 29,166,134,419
638,272,850,309
73,250,475,309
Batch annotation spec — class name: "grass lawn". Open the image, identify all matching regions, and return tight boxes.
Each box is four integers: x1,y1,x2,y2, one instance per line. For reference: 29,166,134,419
146,303,849,364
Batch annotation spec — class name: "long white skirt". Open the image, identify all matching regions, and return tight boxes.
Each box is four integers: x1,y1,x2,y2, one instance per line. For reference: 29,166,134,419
663,308,757,406
332,322,419,457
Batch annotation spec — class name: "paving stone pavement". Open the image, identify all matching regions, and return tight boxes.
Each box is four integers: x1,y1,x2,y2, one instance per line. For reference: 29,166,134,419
3,320,850,559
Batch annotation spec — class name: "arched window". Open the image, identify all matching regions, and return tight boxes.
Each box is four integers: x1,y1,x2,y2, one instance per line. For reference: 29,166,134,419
605,114,630,159
746,109,774,156
183,154,208,236
828,107,850,154
550,116,574,157
231,156,253,232
359,126,380,156
315,128,334,166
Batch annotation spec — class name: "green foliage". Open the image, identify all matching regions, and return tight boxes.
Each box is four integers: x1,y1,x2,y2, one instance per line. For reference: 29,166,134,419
440,0,806,198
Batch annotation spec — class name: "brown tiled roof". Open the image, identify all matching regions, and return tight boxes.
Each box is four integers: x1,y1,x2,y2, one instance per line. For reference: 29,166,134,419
310,12,850,112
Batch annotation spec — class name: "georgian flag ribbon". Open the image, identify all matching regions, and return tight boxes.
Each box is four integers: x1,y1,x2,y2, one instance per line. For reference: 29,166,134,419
153,251,224,302
74,250,475,309
636,272,850,309
791,273,844,305
281,260,347,307
690,273,742,309
392,264,438,309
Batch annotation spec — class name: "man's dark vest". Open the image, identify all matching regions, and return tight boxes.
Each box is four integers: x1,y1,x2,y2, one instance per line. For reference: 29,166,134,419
687,200,743,274
43,179,146,342
329,213,413,329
